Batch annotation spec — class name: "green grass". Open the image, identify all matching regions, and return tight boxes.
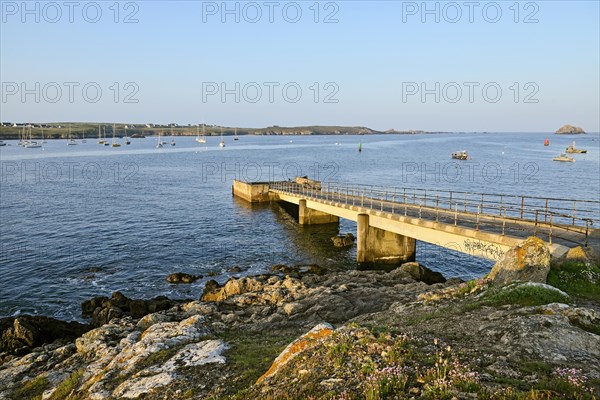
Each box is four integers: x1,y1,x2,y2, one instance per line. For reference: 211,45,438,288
13,376,49,400
216,329,297,397
547,261,600,302
48,369,84,400
480,283,570,308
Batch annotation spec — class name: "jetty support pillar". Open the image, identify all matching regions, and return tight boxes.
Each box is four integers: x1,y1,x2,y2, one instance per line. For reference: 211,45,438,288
357,213,416,264
299,199,339,225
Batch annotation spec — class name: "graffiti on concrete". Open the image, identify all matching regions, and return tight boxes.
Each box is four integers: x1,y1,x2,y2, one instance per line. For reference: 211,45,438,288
463,239,504,260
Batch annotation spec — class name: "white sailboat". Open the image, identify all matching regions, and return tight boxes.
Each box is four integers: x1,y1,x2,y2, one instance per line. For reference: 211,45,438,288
24,124,41,148
18,125,27,146
219,127,225,148
234,127,239,141
196,123,206,143
124,126,131,145
98,125,106,145
103,127,109,145
81,130,87,143
170,126,176,146
111,124,121,147
67,125,77,145
156,132,163,148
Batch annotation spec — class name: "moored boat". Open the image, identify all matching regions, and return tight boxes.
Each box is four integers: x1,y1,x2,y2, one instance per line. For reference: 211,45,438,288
565,141,587,153
553,153,575,162
451,150,468,160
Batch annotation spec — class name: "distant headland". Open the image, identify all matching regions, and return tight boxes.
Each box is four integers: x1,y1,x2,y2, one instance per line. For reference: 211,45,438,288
555,124,586,134
0,122,444,140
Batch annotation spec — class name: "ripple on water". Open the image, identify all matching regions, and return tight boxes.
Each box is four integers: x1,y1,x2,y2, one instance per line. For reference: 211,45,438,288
1,133,598,319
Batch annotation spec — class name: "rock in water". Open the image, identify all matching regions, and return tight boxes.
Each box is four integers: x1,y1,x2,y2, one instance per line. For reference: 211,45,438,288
555,124,586,134
331,233,355,248
167,272,201,284
81,292,182,327
488,237,551,285
397,262,446,284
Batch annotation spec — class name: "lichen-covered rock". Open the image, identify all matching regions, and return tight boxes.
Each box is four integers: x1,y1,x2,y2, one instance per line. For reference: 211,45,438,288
256,323,333,384
111,339,227,398
562,246,600,265
488,237,551,285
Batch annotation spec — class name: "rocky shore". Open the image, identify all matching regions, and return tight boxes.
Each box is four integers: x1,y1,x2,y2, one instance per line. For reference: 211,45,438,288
1,240,599,399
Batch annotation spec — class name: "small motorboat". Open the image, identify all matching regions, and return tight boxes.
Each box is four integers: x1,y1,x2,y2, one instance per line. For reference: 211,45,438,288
553,154,575,162
451,150,468,160
565,141,587,154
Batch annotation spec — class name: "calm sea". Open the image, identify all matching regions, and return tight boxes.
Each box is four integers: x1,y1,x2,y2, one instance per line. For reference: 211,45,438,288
1,132,599,320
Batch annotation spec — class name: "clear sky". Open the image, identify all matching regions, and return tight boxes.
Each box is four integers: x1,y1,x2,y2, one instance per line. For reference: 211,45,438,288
1,0,599,131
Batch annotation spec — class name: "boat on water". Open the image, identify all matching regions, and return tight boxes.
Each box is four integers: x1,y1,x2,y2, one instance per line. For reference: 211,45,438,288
565,141,587,154
451,150,468,160
234,128,239,141
358,142,362,152
67,125,77,145
103,127,110,145
111,124,121,147
156,132,163,148
553,154,575,162
23,124,41,148
219,127,225,148
98,125,106,145
195,123,206,143
170,126,176,146
544,138,549,146
124,126,131,145
0,140,6,146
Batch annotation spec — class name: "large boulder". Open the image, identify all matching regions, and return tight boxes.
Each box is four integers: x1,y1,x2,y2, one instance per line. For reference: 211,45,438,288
81,292,183,327
562,246,600,266
488,237,551,285
0,315,91,356
397,262,446,284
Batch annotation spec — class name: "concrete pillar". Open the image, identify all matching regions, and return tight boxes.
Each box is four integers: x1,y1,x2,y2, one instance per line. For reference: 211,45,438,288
357,213,416,265
357,214,369,263
299,199,339,225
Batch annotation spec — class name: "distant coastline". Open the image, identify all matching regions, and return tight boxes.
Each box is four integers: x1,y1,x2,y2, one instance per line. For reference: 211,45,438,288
0,123,446,140
1,123,596,140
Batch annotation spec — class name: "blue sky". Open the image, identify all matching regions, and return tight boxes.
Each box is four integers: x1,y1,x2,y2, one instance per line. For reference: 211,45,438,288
1,0,599,131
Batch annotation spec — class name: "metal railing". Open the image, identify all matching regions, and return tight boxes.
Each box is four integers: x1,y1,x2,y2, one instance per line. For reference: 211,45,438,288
269,181,599,247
